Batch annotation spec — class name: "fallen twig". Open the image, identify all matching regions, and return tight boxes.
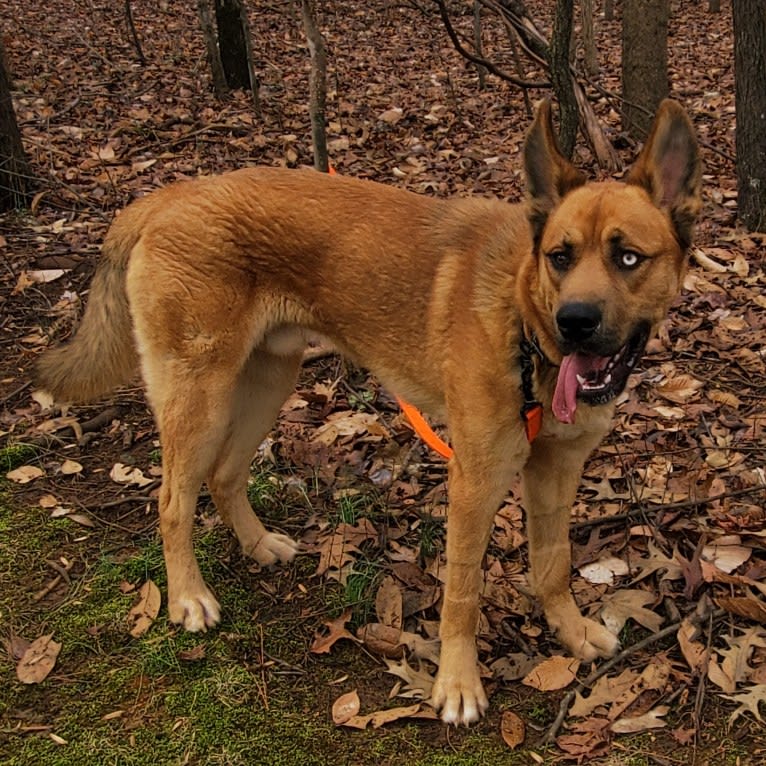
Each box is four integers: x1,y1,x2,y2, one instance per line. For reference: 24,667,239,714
573,484,766,531
542,608,726,744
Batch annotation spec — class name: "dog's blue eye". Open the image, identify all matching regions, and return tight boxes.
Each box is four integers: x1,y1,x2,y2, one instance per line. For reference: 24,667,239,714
617,251,643,269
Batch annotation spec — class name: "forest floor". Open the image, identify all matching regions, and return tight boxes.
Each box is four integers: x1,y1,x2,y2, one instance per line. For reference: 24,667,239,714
1,1,765,764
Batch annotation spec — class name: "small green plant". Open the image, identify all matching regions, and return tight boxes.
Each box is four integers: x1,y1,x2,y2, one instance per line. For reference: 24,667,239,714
0,441,38,473
416,512,444,560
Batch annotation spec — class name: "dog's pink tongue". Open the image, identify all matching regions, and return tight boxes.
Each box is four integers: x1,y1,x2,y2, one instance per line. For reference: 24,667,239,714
552,353,606,424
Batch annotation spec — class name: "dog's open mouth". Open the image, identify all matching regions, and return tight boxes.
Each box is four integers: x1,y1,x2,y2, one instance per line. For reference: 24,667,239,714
552,325,649,424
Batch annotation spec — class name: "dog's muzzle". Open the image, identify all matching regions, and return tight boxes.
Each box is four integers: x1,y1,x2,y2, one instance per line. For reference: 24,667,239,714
552,309,651,424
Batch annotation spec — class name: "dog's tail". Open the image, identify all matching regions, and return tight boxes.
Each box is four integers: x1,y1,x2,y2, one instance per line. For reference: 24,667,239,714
36,200,150,403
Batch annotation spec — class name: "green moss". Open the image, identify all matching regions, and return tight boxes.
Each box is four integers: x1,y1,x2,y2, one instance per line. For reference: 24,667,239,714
0,441,39,472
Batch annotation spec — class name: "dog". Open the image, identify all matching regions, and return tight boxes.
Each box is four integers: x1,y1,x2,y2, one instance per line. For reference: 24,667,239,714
37,100,701,725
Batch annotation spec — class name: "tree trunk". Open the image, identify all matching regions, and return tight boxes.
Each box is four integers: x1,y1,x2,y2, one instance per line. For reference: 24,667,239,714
604,0,614,22
733,0,766,231
621,0,669,139
301,0,328,172
708,0,721,12
0,39,33,211
550,0,577,158
580,0,599,78
214,0,251,90
197,0,228,97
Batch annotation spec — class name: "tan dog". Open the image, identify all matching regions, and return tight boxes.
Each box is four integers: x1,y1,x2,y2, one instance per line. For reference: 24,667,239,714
37,100,701,724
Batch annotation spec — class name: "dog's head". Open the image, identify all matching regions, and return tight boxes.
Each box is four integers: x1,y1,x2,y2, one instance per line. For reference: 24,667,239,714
521,100,702,424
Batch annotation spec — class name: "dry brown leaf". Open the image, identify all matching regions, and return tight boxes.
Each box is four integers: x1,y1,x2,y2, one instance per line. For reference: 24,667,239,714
715,594,766,624
722,685,766,724
570,669,638,718
384,656,435,699
342,702,433,729
357,623,404,658
127,581,161,638
16,634,62,684
310,609,357,654
110,462,154,487
375,575,403,629
677,617,708,673
600,589,662,634
59,459,83,475
500,710,525,749
332,689,360,725
579,556,629,585
611,705,668,734
522,656,580,691
6,465,45,484
702,541,752,573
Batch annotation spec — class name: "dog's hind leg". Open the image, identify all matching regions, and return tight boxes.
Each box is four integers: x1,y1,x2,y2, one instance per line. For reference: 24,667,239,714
522,433,620,661
152,370,240,633
207,348,303,566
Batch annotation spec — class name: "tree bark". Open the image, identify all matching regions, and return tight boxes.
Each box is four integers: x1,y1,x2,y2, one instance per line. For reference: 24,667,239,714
580,0,599,78
550,0,577,158
733,0,766,231
0,38,33,211
301,0,328,172
621,0,669,139
196,0,228,97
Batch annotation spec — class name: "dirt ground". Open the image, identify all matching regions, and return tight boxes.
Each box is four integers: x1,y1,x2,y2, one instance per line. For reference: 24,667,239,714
1,1,765,764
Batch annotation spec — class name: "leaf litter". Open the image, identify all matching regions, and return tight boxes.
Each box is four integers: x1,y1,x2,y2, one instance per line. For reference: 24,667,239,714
0,0,764,758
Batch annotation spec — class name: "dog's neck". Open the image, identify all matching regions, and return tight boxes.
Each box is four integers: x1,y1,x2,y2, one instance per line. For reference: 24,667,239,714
519,328,546,442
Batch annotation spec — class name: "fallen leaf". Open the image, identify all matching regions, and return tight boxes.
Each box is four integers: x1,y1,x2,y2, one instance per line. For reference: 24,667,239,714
522,656,580,691
342,702,434,729
127,581,161,637
677,618,707,673
178,645,206,661
60,459,83,475
702,541,752,574
332,689,360,725
375,576,403,629
310,609,357,654
6,465,44,483
16,634,62,684
500,710,525,749
109,462,154,487
721,685,766,725
611,705,668,733
384,656,435,699
570,669,638,718
600,589,663,634
579,556,629,585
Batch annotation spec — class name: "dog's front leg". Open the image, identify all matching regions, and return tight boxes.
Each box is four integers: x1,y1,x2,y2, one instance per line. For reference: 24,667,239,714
522,433,620,660
432,429,526,725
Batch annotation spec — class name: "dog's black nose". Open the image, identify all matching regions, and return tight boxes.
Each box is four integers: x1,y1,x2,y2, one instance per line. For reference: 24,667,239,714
556,302,602,343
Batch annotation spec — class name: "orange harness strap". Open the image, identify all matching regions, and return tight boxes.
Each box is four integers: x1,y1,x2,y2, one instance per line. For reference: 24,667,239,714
396,396,454,460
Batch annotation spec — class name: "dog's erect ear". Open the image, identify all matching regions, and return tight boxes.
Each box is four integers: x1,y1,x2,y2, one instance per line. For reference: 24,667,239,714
524,100,587,245
626,99,702,250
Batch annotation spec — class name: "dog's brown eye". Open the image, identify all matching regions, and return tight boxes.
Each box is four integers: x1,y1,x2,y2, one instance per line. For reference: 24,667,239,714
548,250,572,271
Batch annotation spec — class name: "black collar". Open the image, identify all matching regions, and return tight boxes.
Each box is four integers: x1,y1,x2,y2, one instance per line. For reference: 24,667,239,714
519,330,545,442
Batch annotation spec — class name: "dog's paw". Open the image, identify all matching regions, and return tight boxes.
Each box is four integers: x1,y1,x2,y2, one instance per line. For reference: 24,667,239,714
431,666,488,726
246,532,300,566
168,586,221,632
558,616,619,661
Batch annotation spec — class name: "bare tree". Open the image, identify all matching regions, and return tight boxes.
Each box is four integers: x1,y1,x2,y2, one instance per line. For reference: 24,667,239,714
301,0,329,172
197,0,228,97
622,0,669,139
0,38,33,211
733,0,766,231
580,0,599,78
